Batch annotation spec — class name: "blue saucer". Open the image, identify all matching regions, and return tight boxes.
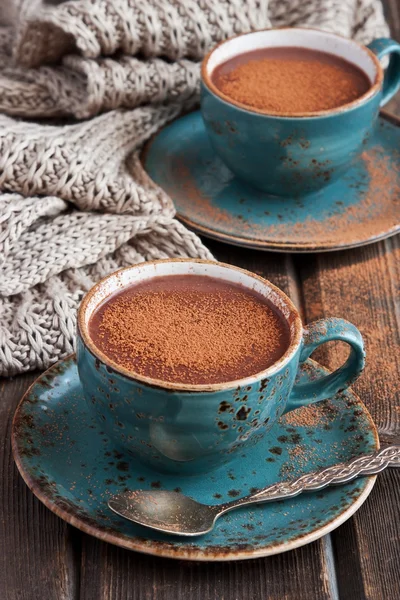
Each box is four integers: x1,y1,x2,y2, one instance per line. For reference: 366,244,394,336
143,111,400,252
12,355,378,561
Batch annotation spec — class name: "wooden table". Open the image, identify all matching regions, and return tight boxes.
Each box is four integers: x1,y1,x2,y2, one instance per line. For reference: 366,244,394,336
1,8,400,600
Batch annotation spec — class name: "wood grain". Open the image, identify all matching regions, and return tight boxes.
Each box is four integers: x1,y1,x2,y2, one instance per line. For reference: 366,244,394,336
296,239,400,600
384,0,400,116
79,535,336,600
0,374,81,600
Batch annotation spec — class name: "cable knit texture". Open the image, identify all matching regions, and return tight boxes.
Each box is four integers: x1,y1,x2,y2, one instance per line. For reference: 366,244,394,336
0,0,389,119
0,0,390,375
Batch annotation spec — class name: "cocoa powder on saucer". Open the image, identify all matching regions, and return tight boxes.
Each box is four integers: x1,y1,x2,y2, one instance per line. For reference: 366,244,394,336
174,145,399,249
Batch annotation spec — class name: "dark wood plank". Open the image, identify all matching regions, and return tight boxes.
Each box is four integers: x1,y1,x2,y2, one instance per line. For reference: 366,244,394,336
295,240,400,432
0,374,80,600
384,0,400,40
78,245,336,600
383,0,400,115
296,237,400,600
80,535,337,600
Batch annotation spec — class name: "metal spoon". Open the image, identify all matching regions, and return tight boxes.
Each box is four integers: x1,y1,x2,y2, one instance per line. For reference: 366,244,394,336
108,446,400,536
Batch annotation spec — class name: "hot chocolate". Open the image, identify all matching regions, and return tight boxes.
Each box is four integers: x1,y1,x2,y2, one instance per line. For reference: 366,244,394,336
89,274,290,385
212,46,371,114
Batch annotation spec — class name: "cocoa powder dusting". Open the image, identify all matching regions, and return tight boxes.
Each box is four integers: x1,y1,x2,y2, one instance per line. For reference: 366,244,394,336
174,144,399,249
259,149,399,244
282,404,330,428
212,47,371,114
89,275,290,385
279,401,373,481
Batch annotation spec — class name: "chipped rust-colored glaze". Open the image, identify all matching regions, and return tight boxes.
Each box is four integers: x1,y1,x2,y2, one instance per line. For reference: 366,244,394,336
236,406,251,421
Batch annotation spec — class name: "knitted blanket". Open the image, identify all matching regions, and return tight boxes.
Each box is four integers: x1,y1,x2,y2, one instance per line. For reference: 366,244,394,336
0,0,389,376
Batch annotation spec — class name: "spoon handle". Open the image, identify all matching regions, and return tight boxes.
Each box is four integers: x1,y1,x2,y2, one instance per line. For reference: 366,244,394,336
221,446,400,513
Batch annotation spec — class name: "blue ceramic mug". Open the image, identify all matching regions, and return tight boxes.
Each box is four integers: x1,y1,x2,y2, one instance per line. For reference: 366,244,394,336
77,259,365,474
201,28,400,196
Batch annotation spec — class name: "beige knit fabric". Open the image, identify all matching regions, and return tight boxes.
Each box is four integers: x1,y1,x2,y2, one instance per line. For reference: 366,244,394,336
0,106,181,216
0,104,214,375
15,0,269,64
0,0,389,119
0,0,390,376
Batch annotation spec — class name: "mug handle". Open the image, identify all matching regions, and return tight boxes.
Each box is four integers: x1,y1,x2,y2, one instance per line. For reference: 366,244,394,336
284,318,365,414
367,38,400,106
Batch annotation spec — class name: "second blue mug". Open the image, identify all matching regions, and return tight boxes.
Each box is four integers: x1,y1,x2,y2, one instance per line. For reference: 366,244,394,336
201,28,400,196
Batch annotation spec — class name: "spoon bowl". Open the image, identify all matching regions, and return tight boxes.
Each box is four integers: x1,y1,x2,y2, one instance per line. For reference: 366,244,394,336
108,490,219,536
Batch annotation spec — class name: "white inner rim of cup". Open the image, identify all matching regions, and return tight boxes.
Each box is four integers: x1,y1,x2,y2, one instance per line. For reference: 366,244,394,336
80,260,303,390
206,28,377,84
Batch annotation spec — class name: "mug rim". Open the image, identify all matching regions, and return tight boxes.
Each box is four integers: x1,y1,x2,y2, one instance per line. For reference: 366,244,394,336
77,258,303,392
201,27,383,119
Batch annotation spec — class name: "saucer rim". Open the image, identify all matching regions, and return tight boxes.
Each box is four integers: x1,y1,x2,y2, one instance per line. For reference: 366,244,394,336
12,354,379,562
176,213,400,254
142,109,400,254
